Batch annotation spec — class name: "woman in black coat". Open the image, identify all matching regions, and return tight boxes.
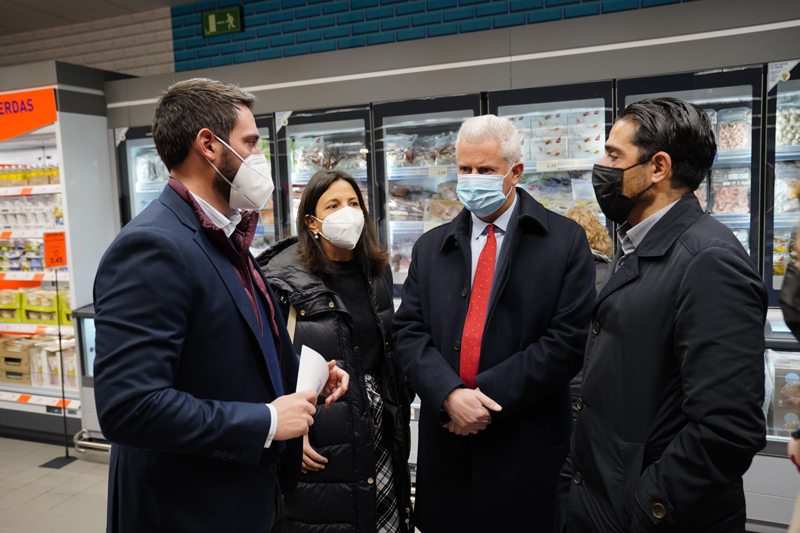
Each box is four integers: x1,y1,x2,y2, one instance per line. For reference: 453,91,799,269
257,170,413,533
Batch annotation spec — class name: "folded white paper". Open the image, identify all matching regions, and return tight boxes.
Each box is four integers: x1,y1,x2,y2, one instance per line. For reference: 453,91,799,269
296,345,329,395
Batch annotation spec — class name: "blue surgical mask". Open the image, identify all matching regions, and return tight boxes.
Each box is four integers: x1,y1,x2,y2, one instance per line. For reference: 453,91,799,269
456,169,513,217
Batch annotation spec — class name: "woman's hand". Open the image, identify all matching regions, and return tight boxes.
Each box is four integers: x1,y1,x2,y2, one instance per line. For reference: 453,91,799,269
301,433,328,474
321,360,349,408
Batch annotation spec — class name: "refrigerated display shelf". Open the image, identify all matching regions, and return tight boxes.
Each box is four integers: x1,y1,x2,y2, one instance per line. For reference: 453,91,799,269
523,158,598,172
390,220,449,232
0,272,68,281
773,212,800,228
715,150,751,166
711,213,752,226
0,230,60,239
776,146,800,161
0,324,73,335
291,169,367,183
0,185,61,197
387,166,457,180
0,385,80,405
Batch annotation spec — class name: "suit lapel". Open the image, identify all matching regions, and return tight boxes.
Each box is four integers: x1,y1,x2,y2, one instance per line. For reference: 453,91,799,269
595,253,639,310
160,187,279,399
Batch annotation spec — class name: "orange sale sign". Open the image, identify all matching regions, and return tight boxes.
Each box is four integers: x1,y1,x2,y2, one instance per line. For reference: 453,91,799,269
0,88,57,143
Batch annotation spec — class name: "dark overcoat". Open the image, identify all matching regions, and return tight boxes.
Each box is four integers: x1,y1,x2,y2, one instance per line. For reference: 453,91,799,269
562,194,768,533
259,239,414,533
94,184,302,533
393,189,595,532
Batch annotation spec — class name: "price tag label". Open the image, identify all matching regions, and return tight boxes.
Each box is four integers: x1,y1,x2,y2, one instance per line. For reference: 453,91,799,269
428,167,448,178
43,231,67,269
536,161,559,172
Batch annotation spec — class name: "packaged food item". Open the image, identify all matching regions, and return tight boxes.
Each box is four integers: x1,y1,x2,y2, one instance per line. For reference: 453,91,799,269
436,180,458,201
291,136,325,173
425,199,463,221
694,178,708,212
777,102,800,148
531,112,567,129
704,109,718,146
434,132,458,166
506,116,531,162
412,136,437,167
385,134,415,168
775,228,792,275
569,109,603,126
568,127,603,159
710,168,750,214
571,176,601,213
522,172,573,214
775,161,800,213
718,107,751,150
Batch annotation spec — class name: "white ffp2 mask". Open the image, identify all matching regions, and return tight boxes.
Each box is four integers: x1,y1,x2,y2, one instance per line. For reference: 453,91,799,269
313,206,365,250
207,134,274,211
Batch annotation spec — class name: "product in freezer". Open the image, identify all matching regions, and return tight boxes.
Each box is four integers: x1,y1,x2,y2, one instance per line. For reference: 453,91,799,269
506,116,531,162
776,101,800,148
570,176,601,213
436,180,458,202
435,132,458,166
569,109,603,127
710,168,750,214
774,228,792,275
694,179,708,212
568,127,603,159
717,107,751,150
385,134,415,168
775,161,800,213
135,150,169,183
292,136,325,172
412,136,437,167
425,199,463,221
521,171,573,214
327,142,367,171
531,112,567,129
388,197,425,221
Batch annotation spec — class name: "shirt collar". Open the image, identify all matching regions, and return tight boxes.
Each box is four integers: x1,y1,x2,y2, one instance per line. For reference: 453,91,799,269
617,197,680,256
189,192,242,239
470,192,518,241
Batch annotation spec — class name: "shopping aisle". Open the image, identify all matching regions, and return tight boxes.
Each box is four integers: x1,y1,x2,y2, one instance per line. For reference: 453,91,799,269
0,437,107,532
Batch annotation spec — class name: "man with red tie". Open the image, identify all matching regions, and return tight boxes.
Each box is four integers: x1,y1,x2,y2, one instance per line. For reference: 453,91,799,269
393,114,595,532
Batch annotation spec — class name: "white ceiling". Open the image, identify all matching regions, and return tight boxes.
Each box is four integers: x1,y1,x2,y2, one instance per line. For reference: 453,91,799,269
0,0,190,35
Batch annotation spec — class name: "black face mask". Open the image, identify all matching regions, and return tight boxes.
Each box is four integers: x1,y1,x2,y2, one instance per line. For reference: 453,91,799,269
591,159,653,225
780,263,800,340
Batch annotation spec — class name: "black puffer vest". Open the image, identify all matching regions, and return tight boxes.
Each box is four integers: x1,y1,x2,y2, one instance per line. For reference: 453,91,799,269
258,238,414,533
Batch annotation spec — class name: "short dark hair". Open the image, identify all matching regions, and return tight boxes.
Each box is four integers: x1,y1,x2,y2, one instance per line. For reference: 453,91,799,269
617,97,717,192
297,170,388,278
152,78,256,171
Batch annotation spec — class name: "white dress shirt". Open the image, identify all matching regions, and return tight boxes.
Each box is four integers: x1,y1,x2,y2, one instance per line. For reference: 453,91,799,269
190,192,279,449
469,193,518,287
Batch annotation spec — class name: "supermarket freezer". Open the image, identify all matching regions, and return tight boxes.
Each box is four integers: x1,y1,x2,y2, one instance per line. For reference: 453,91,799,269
372,94,483,297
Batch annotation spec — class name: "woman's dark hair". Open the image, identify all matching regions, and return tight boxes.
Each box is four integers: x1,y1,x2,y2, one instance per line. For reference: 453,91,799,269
297,170,388,278
616,97,717,193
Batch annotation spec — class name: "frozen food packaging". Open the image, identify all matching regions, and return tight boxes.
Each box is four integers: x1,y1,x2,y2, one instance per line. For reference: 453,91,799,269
718,107,751,150
711,168,750,214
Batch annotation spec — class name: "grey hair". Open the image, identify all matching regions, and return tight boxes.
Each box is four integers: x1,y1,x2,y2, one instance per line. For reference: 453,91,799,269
456,114,521,167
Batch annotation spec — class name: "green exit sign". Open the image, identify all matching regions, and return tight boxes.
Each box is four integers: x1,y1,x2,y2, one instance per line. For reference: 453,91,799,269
202,7,243,37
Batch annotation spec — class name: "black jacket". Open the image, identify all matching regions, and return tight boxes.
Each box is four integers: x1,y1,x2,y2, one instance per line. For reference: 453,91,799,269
258,239,413,533
562,194,768,533
393,190,595,532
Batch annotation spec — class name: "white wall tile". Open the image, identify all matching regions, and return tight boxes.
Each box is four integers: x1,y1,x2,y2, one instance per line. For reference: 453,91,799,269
73,43,93,55
133,34,151,46
63,35,82,47
155,30,173,43
81,31,103,44
33,29,52,41
110,14,134,28
72,22,94,34
0,35,15,46
116,36,136,49
92,40,115,53
146,63,174,76
132,12,154,24
91,19,112,31
103,49,125,62
153,7,172,19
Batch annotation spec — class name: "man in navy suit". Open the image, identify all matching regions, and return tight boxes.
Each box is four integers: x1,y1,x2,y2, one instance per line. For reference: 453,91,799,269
93,78,348,533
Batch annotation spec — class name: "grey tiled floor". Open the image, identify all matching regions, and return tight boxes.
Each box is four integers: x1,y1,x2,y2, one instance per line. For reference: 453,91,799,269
0,437,108,532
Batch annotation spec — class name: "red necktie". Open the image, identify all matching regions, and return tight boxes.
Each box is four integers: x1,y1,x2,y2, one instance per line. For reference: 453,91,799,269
460,224,496,389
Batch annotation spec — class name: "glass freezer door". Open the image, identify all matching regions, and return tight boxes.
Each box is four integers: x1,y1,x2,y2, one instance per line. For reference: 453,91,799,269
496,98,608,225
766,61,800,305
283,119,369,236
618,66,764,259
380,110,476,293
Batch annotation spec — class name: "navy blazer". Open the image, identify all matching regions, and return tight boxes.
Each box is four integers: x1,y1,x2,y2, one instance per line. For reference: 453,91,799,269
94,185,301,533
393,189,595,532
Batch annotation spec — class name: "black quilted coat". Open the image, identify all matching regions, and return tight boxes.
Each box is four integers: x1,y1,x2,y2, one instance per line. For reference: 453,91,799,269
258,238,414,533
